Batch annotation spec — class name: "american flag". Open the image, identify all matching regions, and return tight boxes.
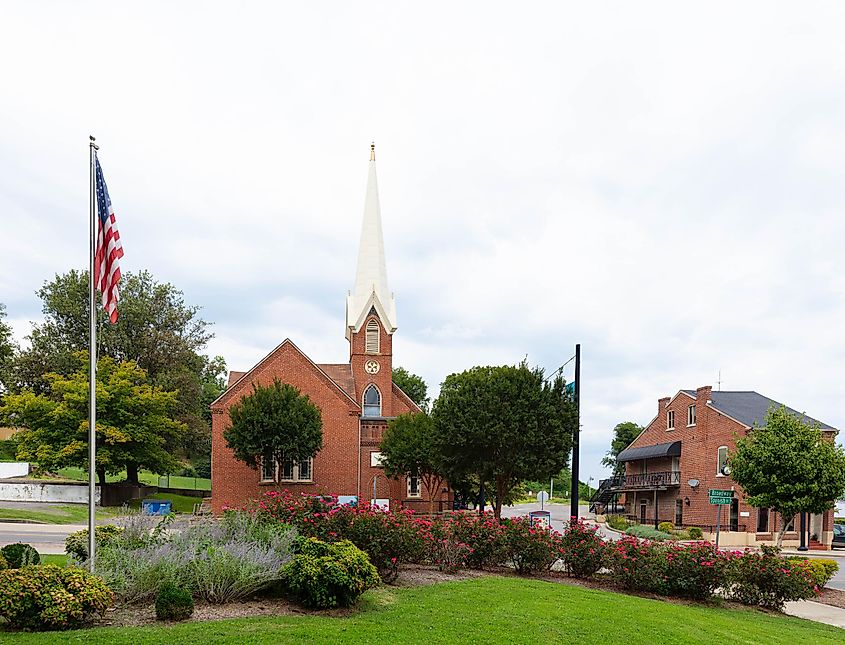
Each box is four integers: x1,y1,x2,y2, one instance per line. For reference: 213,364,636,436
94,156,124,324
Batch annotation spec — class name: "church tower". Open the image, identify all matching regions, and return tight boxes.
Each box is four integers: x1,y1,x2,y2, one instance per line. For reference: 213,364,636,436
347,144,397,418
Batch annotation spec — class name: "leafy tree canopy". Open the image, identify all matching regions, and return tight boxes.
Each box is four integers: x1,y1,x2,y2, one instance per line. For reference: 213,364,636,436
10,269,225,460
223,379,323,482
601,421,643,475
432,363,577,519
380,412,445,514
0,353,185,484
392,367,429,411
0,303,15,393
730,406,845,546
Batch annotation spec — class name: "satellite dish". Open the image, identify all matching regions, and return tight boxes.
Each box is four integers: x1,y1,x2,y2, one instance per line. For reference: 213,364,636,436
721,466,732,476
687,479,700,488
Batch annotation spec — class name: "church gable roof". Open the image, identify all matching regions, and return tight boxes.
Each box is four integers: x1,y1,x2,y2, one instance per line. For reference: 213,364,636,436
318,363,356,399
392,381,422,414
211,339,360,410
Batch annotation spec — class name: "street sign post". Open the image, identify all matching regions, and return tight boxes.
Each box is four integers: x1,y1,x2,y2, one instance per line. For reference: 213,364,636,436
708,489,734,547
537,490,549,510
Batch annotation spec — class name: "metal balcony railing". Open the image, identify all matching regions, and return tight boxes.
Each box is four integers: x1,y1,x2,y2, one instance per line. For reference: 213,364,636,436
602,470,681,490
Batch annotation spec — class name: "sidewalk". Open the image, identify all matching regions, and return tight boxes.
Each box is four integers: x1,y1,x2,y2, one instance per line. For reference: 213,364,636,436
784,600,845,629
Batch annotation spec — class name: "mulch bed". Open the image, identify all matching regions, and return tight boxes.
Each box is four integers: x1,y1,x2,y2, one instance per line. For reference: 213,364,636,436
815,587,845,609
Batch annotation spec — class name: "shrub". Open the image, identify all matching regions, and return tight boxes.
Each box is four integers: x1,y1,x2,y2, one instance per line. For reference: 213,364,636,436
785,557,839,588
438,512,506,569
0,565,114,630
193,457,211,479
657,522,674,534
0,553,8,570
625,525,673,541
499,516,562,575
560,519,605,578
604,536,671,594
663,541,731,600
65,525,125,562
688,527,703,539
605,515,629,531
1,543,40,568
284,538,380,608
155,583,194,621
728,546,818,610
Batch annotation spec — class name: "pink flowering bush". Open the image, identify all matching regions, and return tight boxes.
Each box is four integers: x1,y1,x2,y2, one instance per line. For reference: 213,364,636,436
439,512,507,569
559,519,606,578
727,545,818,610
662,541,731,600
499,516,562,575
604,536,671,594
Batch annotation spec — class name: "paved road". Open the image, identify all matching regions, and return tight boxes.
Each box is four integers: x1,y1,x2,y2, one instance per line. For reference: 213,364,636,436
0,522,83,554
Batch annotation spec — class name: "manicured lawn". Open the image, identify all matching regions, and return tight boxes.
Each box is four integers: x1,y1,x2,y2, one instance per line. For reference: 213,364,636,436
57,467,211,491
2,576,842,644
0,505,117,524
38,554,68,567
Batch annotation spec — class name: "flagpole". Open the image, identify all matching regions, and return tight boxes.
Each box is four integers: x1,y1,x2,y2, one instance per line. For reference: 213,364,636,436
88,135,99,573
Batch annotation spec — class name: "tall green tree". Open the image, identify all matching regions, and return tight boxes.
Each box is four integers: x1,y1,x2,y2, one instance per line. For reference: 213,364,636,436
392,367,429,411
380,412,445,515
0,303,15,394
432,363,577,520
0,353,185,484
729,406,845,547
223,379,323,483
601,421,643,476
11,269,225,460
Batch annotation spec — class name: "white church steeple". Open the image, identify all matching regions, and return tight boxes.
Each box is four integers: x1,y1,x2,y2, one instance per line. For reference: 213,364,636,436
346,143,397,339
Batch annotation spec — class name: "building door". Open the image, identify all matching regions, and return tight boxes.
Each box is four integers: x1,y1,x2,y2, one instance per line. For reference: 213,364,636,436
729,499,739,532
639,500,647,523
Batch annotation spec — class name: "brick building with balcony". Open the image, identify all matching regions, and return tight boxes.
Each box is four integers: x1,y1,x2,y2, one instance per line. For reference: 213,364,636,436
592,386,839,549
210,146,449,514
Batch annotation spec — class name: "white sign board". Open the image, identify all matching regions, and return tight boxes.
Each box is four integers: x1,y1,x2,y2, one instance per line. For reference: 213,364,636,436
371,498,389,511
370,451,385,467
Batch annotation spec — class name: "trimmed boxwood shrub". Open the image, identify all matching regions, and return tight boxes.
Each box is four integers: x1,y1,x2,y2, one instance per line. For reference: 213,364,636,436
284,538,380,608
657,522,674,534
65,525,125,562
155,583,194,621
1,543,40,569
688,527,703,539
0,553,8,570
605,515,629,531
0,564,114,630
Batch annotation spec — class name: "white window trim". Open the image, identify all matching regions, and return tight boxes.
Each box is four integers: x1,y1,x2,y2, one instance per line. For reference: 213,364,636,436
407,474,422,498
716,445,728,477
365,319,380,354
667,410,675,431
262,456,314,483
687,404,696,427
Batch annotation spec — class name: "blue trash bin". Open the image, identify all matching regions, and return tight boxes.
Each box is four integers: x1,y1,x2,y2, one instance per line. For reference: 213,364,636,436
141,499,173,515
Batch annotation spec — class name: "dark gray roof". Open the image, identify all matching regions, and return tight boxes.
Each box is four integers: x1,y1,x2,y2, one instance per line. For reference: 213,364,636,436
706,391,835,430
618,440,681,463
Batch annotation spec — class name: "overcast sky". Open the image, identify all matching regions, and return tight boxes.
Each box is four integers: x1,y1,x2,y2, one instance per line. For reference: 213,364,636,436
2,2,844,485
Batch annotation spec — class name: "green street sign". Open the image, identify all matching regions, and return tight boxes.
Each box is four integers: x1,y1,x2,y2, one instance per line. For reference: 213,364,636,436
709,497,732,505
708,489,734,505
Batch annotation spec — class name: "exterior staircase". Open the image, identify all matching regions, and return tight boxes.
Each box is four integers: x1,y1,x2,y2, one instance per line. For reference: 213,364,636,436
809,539,828,551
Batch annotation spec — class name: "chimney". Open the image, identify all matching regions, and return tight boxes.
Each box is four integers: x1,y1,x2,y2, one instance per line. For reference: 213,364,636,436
696,386,712,403
659,397,670,415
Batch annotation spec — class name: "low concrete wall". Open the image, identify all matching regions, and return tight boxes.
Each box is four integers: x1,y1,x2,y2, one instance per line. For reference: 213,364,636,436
0,462,29,478
0,479,100,504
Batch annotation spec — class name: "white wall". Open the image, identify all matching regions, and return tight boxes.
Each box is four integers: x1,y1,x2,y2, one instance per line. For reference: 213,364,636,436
0,481,100,504
0,462,29,478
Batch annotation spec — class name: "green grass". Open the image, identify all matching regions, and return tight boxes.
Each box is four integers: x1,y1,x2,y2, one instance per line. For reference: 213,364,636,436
1,576,842,644
56,467,211,491
37,554,68,567
625,524,674,540
0,505,117,524
125,492,201,515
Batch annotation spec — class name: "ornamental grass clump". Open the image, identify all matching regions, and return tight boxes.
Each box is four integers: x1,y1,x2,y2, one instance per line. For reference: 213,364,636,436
0,565,114,631
559,519,606,578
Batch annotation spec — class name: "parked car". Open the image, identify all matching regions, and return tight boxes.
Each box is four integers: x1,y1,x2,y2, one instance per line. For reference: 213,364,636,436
833,523,845,549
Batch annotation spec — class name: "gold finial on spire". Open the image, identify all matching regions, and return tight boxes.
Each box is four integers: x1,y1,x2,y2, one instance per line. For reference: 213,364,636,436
370,142,375,161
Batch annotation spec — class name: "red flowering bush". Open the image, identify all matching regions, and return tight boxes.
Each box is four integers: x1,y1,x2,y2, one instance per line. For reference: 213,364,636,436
439,512,507,569
662,541,732,600
604,536,671,594
559,519,606,578
499,516,562,575
727,546,818,610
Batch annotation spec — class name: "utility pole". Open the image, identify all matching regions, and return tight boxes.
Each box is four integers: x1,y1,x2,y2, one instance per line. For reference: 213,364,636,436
569,343,581,522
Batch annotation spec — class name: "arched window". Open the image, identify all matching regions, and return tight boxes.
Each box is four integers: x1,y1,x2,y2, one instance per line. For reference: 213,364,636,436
363,384,381,417
366,319,380,354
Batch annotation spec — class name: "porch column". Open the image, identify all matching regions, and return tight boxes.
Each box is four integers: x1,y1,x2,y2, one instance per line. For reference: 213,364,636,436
653,488,658,529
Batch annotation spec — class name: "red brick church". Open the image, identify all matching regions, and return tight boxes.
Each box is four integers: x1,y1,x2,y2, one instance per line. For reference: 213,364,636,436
210,146,446,513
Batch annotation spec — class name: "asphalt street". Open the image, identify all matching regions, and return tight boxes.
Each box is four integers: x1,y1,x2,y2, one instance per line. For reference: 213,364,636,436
0,522,83,554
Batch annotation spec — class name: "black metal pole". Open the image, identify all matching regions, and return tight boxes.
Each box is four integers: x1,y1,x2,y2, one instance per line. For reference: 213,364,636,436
798,512,808,551
570,343,581,522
